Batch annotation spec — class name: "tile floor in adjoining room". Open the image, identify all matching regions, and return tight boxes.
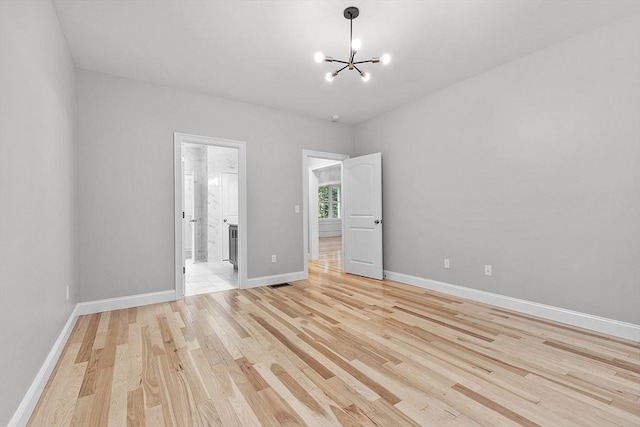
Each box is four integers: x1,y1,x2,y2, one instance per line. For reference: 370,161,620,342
185,259,237,295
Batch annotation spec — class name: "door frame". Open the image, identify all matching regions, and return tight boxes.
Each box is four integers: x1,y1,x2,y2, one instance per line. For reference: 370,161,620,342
174,132,247,299
302,150,349,279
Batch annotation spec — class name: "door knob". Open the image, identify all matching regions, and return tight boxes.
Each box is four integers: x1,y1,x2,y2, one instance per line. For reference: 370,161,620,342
374,219,381,224
223,219,227,223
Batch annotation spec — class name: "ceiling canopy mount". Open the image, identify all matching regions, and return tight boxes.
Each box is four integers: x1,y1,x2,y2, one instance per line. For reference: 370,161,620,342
343,6,359,19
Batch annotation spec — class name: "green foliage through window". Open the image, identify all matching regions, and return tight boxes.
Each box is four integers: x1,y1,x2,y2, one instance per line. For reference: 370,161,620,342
318,185,340,219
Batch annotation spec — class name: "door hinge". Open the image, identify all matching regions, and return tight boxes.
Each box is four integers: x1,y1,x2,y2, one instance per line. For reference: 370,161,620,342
183,267,185,274
183,211,185,218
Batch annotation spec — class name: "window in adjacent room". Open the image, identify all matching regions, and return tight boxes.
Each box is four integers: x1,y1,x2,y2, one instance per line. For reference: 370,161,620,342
318,185,340,219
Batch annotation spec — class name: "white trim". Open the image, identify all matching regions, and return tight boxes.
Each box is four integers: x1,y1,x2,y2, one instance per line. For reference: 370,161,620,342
302,150,349,279
75,290,176,316
245,271,306,289
384,270,640,342
8,305,79,427
174,133,248,297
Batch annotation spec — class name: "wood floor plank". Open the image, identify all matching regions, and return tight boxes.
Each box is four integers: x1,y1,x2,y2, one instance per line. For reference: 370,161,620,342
88,366,113,426
92,311,111,351
126,387,145,427
75,313,100,364
195,399,221,426
452,383,541,427
29,343,85,427
190,350,243,426
70,395,94,427
107,344,128,426
126,323,143,392
29,239,640,426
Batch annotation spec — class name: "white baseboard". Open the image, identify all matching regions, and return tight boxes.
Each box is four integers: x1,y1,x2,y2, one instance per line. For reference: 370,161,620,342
245,271,306,289
384,270,640,342
8,305,79,427
76,290,176,315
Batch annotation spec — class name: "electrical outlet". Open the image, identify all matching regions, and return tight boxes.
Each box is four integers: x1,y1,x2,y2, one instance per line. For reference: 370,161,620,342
272,254,277,263
444,259,450,269
484,265,492,276
66,286,70,300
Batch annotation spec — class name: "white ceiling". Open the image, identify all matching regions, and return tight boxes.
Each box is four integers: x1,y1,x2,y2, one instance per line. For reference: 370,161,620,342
53,0,639,124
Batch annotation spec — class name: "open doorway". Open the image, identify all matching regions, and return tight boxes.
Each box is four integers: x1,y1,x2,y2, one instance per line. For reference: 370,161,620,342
303,150,384,281
182,143,238,295
174,133,247,299
302,150,349,276
312,161,342,260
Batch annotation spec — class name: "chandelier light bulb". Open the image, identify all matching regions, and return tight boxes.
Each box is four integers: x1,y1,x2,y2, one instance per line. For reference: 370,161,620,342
351,38,362,51
360,71,370,82
381,53,391,65
314,52,325,63
325,72,335,82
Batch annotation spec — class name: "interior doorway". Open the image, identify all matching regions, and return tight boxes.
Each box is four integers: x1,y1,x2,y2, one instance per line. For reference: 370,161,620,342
302,150,349,277
310,160,342,260
302,149,384,281
182,143,238,295
174,133,247,299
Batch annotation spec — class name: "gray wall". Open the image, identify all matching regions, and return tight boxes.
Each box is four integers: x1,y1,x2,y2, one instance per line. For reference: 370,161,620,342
0,1,77,424
354,16,640,324
76,69,353,301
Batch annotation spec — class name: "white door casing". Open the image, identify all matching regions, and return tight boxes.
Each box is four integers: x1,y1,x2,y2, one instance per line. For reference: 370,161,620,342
221,171,239,260
342,152,383,280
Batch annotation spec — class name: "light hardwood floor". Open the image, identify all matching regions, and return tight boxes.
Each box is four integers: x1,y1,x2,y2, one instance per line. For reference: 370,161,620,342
30,240,639,426
319,236,342,263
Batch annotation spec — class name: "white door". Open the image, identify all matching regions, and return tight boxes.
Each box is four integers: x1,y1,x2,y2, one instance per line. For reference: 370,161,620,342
343,153,383,279
221,172,239,260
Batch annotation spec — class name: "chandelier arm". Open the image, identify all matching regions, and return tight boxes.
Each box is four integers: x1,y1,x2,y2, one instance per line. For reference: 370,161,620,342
353,60,374,65
332,59,350,65
353,64,364,74
336,64,349,74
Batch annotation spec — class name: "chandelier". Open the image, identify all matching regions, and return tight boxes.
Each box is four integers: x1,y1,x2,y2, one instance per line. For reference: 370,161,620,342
314,6,390,82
